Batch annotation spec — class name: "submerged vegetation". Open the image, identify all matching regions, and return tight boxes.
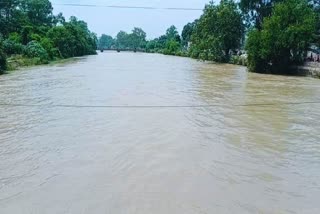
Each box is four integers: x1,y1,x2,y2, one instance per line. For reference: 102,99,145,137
0,0,97,74
99,0,319,74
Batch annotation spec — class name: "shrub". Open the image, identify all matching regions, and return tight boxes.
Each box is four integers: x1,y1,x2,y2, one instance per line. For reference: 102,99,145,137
40,38,59,59
189,47,200,59
3,39,24,55
230,55,248,66
175,51,188,57
164,40,180,55
24,41,49,62
8,32,22,43
30,34,42,42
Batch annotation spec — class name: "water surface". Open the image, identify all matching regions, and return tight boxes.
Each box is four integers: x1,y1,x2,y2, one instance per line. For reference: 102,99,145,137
0,52,320,213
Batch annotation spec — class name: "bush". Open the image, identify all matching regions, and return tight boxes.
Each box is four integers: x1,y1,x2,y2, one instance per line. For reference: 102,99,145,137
164,40,180,55
189,47,200,59
24,41,49,62
30,34,42,42
8,32,22,43
230,55,248,66
175,51,188,57
3,39,24,55
40,38,59,59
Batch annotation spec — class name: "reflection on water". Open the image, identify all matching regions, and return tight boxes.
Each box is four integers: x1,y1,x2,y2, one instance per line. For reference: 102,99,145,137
0,52,320,214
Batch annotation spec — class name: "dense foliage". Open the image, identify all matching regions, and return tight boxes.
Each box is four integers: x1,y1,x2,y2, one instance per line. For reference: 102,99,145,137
181,21,197,47
98,28,147,51
0,0,97,72
104,1,243,60
0,43,7,74
239,0,283,29
146,25,182,55
245,0,317,73
98,34,115,50
101,26,182,55
190,0,244,62
24,41,49,61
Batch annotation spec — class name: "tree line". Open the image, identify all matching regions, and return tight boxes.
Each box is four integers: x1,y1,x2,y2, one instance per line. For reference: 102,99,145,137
99,0,320,74
98,27,147,51
98,25,185,55
0,0,97,74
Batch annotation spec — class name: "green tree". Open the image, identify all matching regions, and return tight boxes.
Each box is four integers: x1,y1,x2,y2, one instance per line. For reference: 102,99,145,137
24,41,49,62
40,37,58,59
166,25,181,43
19,0,54,26
116,31,129,49
47,26,74,58
309,0,320,45
146,39,158,52
130,27,146,49
53,12,65,25
47,17,97,58
246,0,316,73
164,40,180,55
0,0,23,36
98,34,114,49
114,28,147,50
2,38,24,55
157,35,168,49
0,0,98,73
182,21,197,46
239,0,283,29
63,16,97,56
191,0,244,62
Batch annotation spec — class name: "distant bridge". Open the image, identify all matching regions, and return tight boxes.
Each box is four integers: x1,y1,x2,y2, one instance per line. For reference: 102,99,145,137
100,48,146,53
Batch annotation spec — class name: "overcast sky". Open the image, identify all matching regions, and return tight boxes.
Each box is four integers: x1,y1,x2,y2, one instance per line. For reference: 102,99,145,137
51,0,214,39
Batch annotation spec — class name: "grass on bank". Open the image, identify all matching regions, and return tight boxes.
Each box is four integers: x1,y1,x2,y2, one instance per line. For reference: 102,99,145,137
2,55,81,74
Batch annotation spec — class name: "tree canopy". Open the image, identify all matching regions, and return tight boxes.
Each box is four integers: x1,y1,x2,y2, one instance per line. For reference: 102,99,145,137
0,0,97,72
190,0,244,62
114,28,147,50
239,0,283,29
98,34,114,50
181,21,197,46
246,0,316,73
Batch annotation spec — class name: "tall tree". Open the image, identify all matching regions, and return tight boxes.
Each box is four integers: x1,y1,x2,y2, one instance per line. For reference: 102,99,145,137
0,0,22,36
246,0,316,73
181,21,197,46
19,0,54,26
116,31,129,49
191,0,244,61
98,34,114,49
239,0,283,29
166,25,181,43
130,27,146,49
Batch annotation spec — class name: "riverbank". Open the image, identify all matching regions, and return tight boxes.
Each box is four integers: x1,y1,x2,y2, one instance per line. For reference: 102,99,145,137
292,62,320,78
2,55,83,75
160,51,320,79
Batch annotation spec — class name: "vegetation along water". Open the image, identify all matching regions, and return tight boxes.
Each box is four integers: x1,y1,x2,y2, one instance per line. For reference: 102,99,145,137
1,0,320,213
0,0,97,74
97,0,320,75
1,0,320,75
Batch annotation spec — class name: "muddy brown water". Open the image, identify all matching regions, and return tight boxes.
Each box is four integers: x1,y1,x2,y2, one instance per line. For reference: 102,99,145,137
0,52,320,213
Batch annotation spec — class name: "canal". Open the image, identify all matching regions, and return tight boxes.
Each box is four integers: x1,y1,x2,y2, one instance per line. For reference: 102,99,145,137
0,52,320,213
